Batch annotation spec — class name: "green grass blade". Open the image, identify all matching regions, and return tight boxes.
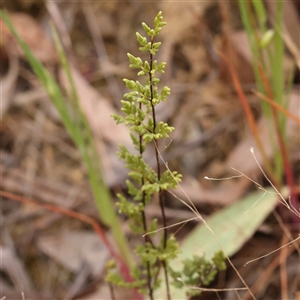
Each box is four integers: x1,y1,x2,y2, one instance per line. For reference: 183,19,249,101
1,10,133,267
238,0,266,97
271,0,284,109
269,0,285,179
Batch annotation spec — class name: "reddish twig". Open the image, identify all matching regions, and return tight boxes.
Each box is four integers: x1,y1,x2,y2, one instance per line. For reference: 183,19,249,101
218,51,277,185
257,66,298,223
253,90,300,126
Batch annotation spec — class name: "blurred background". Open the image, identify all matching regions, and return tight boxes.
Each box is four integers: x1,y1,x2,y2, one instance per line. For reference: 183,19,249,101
0,1,299,299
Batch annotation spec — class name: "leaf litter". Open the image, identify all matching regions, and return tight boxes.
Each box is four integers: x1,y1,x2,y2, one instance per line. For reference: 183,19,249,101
1,1,299,299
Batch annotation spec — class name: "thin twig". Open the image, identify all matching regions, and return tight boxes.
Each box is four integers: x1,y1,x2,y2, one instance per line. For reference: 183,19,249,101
148,37,171,300
244,235,300,266
279,234,289,300
46,1,77,66
253,89,300,125
139,102,154,299
82,3,122,104
241,237,298,300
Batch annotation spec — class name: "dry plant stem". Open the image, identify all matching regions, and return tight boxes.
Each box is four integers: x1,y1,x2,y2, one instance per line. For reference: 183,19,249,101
279,234,289,300
0,189,132,284
139,104,154,300
179,286,248,293
241,236,300,300
244,236,300,266
142,208,154,300
258,67,298,223
273,210,300,256
82,3,122,103
234,290,242,300
215,292,222,300
46,1,77,66
108,282,116,300
148,40,171,300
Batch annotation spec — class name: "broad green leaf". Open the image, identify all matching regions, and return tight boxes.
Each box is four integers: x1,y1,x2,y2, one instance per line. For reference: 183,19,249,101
156,187,287,299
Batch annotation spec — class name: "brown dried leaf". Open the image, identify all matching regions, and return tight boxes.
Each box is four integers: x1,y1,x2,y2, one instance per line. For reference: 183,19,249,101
160,2,211,42
59,66,130,147
219,31,255,83
1,12,57,63
37,230,110,278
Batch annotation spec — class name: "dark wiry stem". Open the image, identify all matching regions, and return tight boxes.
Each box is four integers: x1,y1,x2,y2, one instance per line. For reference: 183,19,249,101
139,104,154,300
148,37,171,300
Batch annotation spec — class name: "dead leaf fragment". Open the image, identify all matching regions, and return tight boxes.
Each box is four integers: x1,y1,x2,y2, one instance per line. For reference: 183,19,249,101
37,230,110,277
219,31,255,83
1,12,57,63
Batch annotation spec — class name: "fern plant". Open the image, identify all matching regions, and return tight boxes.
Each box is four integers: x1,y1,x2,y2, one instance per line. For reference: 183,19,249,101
107,11,226,299
107,12,181,299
